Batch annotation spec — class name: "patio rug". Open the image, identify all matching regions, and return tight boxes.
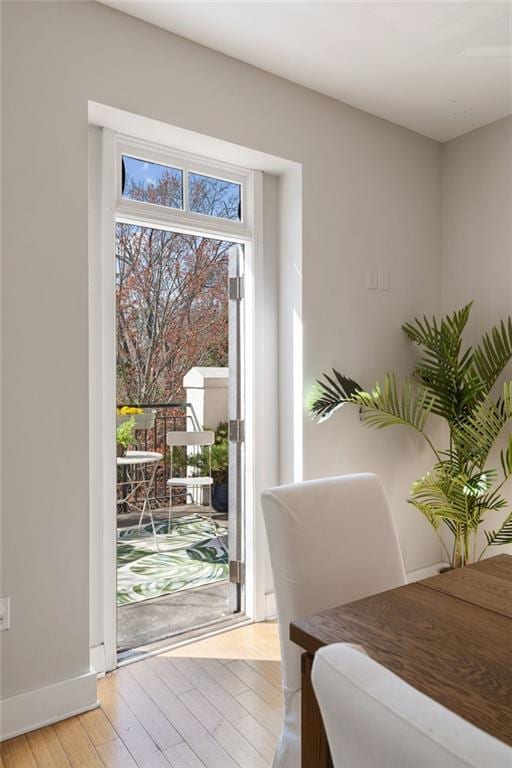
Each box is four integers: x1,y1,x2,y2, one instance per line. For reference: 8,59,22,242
117,516,228,605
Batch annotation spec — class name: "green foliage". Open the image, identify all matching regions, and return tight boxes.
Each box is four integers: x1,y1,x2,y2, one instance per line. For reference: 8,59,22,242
308,303,512,566
116,416,137,449
171,422,229,485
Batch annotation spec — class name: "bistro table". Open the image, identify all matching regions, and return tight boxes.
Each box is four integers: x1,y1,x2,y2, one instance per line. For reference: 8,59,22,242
290,554,512,768
117,450,163,551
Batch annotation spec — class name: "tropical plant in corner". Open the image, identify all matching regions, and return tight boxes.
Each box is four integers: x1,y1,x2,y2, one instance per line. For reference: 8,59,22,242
308,303,512,568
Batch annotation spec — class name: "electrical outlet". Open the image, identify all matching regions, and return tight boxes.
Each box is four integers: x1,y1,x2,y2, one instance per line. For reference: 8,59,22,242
366,267,378,290
0,597,10,630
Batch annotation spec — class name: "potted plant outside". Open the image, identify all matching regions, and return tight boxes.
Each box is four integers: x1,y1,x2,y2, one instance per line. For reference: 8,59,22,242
116,416,137,457
308,302,512,568
117,406,156,431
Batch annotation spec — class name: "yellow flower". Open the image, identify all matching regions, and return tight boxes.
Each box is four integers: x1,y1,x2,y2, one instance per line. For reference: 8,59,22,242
117,406,143,415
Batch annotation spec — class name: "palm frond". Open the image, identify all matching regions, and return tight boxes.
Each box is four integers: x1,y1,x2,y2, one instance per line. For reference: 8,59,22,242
455,383,512,466
351,374,435,433
409,471,469,525
485,511,512,546
307,370,363,422
472,317,512,393
402,303,479,422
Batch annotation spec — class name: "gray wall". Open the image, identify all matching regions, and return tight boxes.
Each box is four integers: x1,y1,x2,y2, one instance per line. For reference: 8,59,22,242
441,115,512,339
441,116,512,557
2,1,442,701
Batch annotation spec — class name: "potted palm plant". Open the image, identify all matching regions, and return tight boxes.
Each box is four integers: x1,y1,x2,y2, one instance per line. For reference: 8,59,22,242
308,303,512,568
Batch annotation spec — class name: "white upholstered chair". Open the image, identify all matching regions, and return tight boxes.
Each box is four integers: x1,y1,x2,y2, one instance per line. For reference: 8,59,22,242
261,473,407,768
312,643,512,768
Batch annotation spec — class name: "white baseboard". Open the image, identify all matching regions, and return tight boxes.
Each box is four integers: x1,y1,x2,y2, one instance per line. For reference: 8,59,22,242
407,561,447,582
0,669,98,741
265,591,276,619
90,644,106,678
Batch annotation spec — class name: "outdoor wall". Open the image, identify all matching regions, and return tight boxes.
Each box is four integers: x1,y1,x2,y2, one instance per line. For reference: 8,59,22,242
1,0,442,723
441,115,512,556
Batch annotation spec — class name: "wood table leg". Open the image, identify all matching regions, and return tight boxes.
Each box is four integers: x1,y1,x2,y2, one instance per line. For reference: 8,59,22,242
301,652,333,768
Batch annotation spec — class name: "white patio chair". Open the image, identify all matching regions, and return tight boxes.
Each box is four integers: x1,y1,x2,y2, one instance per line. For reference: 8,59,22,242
166,430,215,531
261,473,407,768
312,643,512,768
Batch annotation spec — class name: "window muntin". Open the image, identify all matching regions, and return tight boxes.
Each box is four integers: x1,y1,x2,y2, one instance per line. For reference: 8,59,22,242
189,173,241,221
122,155,183,210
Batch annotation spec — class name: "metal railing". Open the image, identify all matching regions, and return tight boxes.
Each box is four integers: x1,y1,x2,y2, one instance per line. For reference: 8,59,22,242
117,402,201,510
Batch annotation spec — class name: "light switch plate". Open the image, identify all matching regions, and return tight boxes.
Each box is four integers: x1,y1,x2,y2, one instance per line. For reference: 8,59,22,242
378,268,390,291
0,597,10,630
366,267,378,290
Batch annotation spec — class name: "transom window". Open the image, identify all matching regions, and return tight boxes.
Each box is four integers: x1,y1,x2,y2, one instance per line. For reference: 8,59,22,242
116,139,248,234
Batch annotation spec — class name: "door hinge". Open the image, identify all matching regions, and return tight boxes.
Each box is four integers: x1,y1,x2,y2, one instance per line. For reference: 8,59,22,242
229,276,244,301
229,419,245,443
229,560,245,585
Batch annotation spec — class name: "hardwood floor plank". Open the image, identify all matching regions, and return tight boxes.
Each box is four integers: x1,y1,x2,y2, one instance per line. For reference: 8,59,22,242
0,736,38,768
195,658,249,696
109,668,182,752
245,659,282,691
97,677,172,768
26,726,71,768
233,714,277,764
164,658,247,722
0,624,282,768
226,660,283,710
163,742,206,768
178,688,267,768
165,623,280,660
129,661,239,768
95,738,138,768
79,708,118,746
146,656,193,695
54,719,104,768
235,690,283,738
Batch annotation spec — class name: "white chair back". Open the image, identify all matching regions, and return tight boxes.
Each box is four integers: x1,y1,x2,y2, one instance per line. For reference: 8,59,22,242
261,473,406,695
312,643,512,768
166,430,215,447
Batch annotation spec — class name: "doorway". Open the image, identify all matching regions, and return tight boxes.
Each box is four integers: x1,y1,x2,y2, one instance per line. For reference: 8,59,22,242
111,141,249,657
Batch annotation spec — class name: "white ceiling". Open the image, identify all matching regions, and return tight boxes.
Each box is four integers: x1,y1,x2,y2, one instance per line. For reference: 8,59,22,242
99,1,512,141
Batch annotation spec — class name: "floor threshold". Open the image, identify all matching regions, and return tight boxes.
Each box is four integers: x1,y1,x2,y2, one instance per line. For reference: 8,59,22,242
117,614,251,667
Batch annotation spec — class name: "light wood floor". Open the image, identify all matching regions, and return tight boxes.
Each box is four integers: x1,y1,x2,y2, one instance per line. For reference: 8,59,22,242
0,623,282,768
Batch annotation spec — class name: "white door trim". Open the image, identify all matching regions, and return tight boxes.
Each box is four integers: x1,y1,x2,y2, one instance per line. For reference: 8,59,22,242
91,128,267,670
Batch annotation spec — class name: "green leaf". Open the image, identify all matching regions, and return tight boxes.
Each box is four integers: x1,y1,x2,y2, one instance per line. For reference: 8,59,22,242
402,303,479,423
472,317,512,393
455,382,512,466
307,370,363,422
352,374,435,433
485,511,512,546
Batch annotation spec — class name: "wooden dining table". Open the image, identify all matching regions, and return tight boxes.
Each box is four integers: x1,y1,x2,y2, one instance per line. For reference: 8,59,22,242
290,554,512,768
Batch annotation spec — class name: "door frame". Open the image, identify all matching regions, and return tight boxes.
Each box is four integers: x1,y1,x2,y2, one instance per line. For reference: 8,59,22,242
94,129,264,671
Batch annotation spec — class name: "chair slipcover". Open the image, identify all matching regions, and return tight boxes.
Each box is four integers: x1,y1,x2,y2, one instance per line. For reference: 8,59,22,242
261,473,407,768
312,643,512,768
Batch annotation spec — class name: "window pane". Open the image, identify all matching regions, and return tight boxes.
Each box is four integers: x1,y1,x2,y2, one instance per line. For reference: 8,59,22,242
122,155,183,210
189,173,241,220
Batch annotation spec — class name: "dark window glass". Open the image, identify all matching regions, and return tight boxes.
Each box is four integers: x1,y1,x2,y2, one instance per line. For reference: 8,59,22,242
189,173,241,221
122,156,182,210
